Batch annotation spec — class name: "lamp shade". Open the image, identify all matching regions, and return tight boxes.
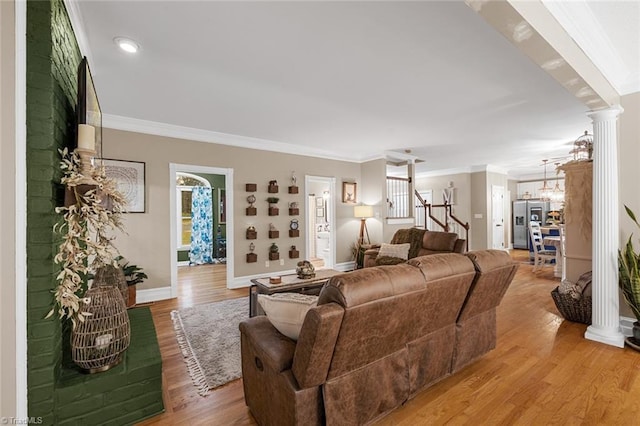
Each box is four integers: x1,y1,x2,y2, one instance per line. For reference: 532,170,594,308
354,205,373,219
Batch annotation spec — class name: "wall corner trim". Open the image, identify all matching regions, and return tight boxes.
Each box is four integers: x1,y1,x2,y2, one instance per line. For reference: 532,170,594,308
137,287,173,304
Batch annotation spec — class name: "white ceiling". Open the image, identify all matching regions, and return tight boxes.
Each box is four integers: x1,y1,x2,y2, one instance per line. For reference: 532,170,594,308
73,1,638,179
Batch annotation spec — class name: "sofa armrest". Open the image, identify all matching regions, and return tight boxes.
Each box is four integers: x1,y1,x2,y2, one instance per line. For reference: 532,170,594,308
363,248,380,268
453,239,466,253
292,303,344,388
239,316,297,373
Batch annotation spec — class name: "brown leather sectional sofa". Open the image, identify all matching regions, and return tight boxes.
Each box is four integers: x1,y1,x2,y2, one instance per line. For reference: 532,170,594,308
363,228,466,268
239,250,518,426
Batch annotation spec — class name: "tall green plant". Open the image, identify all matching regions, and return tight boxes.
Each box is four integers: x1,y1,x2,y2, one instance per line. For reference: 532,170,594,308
619,205,640,321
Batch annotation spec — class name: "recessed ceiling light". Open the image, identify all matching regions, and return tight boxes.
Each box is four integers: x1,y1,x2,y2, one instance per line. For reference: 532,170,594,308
114,37,139,54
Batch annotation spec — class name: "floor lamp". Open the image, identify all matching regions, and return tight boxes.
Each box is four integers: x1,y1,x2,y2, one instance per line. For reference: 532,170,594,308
354,205,373,246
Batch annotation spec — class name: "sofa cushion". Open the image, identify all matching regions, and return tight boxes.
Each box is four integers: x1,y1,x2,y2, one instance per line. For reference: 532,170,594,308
390,228,426,258
258,293,319,340
377,243,411,260
422,231,458,252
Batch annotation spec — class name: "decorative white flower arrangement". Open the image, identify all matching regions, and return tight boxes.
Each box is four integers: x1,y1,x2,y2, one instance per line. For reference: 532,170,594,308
46,148,127,327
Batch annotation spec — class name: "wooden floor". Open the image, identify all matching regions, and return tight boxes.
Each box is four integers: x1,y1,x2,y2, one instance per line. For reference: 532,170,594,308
138,251,640,425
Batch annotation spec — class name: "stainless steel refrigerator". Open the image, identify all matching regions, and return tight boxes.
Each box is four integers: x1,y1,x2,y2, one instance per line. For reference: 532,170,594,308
513,200,550,249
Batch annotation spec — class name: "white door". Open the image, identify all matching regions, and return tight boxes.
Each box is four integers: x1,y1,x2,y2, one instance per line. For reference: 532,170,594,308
491,185,505,249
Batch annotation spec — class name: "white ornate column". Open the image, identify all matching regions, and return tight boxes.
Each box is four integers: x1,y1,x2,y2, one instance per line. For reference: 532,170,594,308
585,105,625,348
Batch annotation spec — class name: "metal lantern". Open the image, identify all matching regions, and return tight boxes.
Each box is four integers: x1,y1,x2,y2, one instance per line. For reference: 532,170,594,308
94,264,128,306
570,131,593,161
71,285,130,373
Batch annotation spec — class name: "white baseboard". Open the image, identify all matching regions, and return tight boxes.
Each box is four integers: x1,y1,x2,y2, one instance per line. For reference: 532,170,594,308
334,262,355,272
137,286,173,303
177,260,190,266
620,316,636,337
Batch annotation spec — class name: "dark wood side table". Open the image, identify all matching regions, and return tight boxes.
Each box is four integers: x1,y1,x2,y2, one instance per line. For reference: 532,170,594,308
249,269,343,317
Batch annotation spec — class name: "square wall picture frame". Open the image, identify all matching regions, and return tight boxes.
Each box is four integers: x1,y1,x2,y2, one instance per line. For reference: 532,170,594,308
101,159,146,213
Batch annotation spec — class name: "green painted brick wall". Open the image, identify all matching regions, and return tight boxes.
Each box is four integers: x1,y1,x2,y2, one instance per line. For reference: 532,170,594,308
26,0,81,423
27,4,164,425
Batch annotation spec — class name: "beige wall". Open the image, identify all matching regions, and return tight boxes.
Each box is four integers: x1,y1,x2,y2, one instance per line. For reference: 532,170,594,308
618,92,640,318
103,128,362,288
470,172,487,250
1,0,16,417
360,159,387,243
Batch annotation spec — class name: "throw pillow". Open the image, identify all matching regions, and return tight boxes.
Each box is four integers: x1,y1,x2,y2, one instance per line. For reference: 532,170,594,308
377,243,411,260
257,293,319,340
376,256,407,266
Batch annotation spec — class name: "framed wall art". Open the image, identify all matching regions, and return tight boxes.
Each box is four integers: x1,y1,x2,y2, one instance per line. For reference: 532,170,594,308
342,182,357,204
77,57,102,160
101,159,145,213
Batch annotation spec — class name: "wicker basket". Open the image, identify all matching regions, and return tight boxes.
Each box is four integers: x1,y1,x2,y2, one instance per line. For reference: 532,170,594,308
551,287,592,325
71,285,131,373
94,264,128,306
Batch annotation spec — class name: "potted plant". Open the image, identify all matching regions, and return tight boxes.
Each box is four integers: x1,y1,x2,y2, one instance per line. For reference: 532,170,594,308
116,256,148,308
267,197,280,216
619,205,640,345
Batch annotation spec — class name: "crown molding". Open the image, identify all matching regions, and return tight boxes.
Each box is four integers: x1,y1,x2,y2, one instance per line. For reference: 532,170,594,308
470,164,509,175
414,164,510,179
102,114,366,164
64,0,94,65
541,0,632,95
415,166,473,179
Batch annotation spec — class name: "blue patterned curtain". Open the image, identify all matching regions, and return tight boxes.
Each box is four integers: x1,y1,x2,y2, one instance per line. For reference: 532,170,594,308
190,187,213,265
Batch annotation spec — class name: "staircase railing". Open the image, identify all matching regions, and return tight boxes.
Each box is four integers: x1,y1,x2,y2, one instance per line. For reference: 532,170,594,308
415,190,470,251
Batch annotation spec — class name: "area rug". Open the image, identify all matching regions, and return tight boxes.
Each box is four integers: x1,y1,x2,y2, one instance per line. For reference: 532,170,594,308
171,297,248,396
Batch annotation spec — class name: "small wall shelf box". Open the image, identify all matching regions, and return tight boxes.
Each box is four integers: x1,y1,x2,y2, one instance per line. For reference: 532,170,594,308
269,252,279,261
289,230,300,238
269,230,279,239
246,183,257,192
289,249,299,259
246,230,257,239
246,253,257,263
288,186,299,194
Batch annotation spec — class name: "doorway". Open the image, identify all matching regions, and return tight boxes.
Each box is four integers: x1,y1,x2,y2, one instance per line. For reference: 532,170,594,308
170,163,234,297
491,185,505,250
305,176,336,269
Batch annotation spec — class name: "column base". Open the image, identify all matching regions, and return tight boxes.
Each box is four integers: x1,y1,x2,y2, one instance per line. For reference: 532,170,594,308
585,325,625,348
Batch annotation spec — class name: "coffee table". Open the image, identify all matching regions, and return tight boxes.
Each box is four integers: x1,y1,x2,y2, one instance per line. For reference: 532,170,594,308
249,269,343,317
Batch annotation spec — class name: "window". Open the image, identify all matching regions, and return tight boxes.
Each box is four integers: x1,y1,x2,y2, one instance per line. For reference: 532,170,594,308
176,173,210,249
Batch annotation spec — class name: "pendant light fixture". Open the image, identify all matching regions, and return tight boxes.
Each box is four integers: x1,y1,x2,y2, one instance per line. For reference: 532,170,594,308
539,159,553,201
550,162,564,203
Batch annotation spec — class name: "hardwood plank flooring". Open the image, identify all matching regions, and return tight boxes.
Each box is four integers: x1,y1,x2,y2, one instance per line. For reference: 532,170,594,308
138,252,640,425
